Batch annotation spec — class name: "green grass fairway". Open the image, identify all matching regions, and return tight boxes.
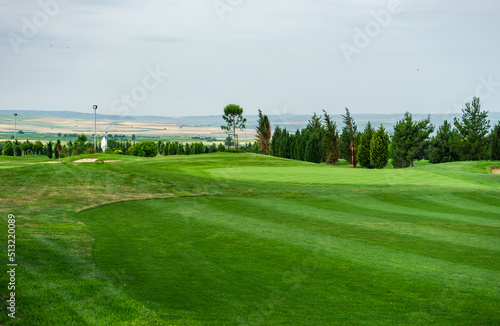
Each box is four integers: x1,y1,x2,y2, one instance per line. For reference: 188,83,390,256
1,153,499,325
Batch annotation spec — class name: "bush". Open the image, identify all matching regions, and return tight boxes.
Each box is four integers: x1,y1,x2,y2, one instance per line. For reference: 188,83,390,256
113,149,124,155
217,143,226,152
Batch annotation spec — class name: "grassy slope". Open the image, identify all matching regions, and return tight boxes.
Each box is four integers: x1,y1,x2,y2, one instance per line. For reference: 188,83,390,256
1,153,499,325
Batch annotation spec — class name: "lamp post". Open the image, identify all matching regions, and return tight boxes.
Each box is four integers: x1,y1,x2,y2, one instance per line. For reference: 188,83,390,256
93,105,98,151
13,113,18,142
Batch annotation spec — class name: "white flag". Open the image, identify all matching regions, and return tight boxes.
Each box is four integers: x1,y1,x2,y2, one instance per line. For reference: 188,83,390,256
101,136,108,153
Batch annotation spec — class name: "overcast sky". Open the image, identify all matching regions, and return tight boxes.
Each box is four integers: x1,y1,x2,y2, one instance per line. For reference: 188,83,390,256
1,0,499,118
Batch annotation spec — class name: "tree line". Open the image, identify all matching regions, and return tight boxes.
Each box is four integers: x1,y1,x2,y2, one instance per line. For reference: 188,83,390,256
256,97,499,168
263,108,391,168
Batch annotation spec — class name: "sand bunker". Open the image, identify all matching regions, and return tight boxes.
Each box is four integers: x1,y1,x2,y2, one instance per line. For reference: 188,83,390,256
492,169,500,174
72,158,121,163
73,158,98,163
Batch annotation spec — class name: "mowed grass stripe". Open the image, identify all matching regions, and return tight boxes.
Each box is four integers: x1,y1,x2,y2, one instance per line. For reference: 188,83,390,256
190,197,500,296
211,196,500,272
208,166,484,188
367,192,500,228
79,198,500,324
235,196,500,254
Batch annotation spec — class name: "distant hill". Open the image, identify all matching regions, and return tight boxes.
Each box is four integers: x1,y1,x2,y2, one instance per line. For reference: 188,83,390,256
1,110,499,133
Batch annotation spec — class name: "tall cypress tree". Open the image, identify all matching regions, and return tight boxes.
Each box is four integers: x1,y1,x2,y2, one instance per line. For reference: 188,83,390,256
370,125,389,169
47,141,53,159
357,121,375,168
340,108,358,166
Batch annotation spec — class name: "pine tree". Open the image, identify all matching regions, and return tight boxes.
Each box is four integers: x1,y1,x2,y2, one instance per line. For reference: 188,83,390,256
428,120,460,164
357,121,375,168
453,97,490,161
370,125,389,169
391,112,434,168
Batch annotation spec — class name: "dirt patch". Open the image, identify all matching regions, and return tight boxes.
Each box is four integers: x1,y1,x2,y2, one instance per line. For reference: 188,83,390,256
492,169,500,174
41,161,61,164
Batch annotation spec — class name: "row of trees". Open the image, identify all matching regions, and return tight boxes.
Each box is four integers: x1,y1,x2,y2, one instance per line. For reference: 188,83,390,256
264,109,391,168
128,140,261,157
254,97,498,168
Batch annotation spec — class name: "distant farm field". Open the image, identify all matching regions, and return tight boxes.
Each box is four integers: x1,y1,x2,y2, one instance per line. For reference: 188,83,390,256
1,153,499,325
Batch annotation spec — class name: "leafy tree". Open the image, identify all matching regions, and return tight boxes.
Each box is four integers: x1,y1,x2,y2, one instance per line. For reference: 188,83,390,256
130,140,158,157
370,125,389,169
210,143,217,153
255,109,271,155
34,141,44,156
185,143,191,155
14,145,21,156
132,134,136,141
75,134,88,154
357,121,375,168
491,122,500,160
453,97,490,161
340,108,358,166
178,143,185,155
3,141,14,156
21,142,29,156
323,110,340,165
428,120,460,164
391,112,434,168
221,104,246,149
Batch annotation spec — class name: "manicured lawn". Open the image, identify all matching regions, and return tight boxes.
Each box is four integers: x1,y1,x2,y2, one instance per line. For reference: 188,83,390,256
1,153,499,325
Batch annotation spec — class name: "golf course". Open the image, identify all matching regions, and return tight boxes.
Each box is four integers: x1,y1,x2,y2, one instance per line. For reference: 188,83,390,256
1,153,499,325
